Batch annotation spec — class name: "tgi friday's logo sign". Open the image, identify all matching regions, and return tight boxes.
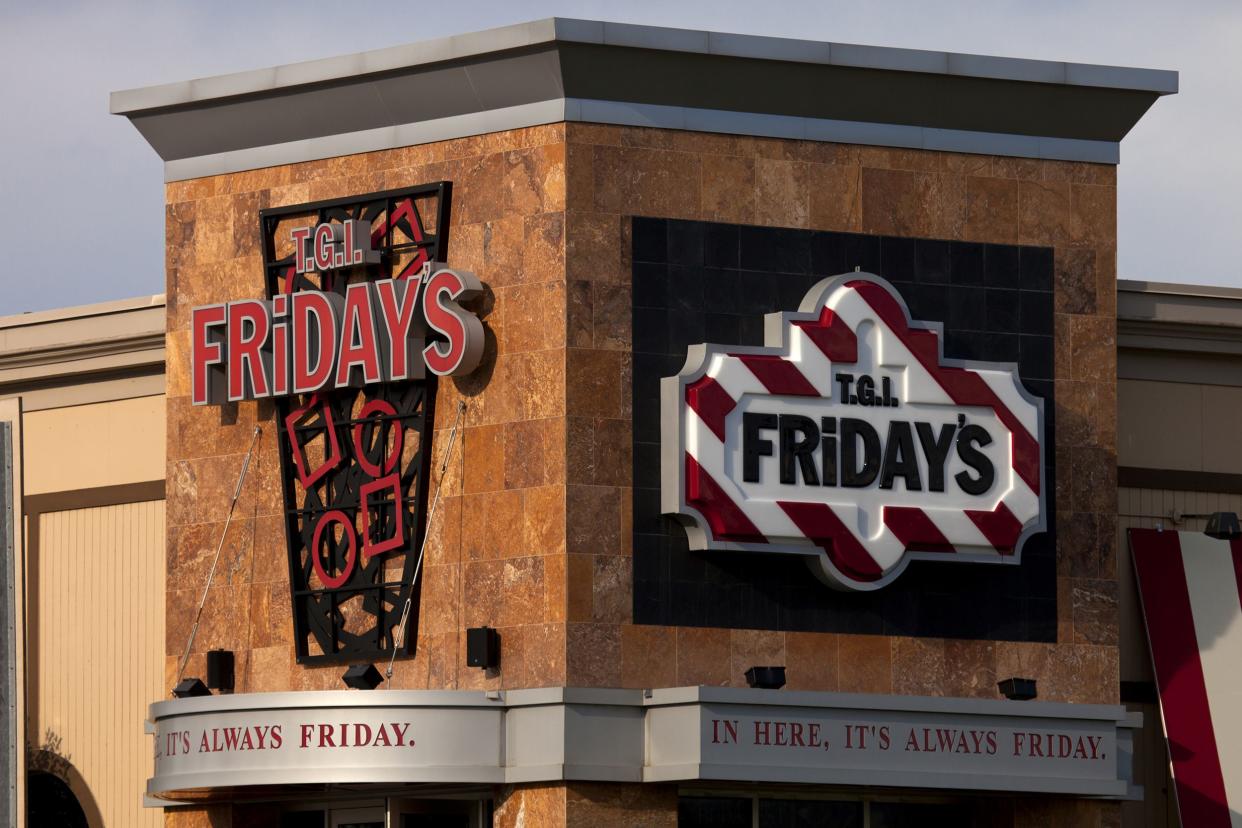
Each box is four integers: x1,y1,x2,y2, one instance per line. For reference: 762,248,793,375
187,183,476,664
661,273,1045,591
190,220,483,405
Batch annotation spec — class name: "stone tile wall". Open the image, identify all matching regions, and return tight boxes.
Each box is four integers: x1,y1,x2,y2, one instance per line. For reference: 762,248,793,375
164,124,571,696
162,121,1119,827
560,125,1118,708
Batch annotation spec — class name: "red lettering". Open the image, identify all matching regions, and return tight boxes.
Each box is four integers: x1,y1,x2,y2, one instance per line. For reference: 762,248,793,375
878,726,890,750
422,268,484,376
270,725,283,749
775,722,788,746
314,224,335,271
375,278,424,381
724,720,737,744
790,722,805,747
754,720,772,746
335,283,383,387
300,724,314,749
291,292,340,394
226,300,271,401
191,305,227,405
986,730,996,755
291,226,312,273
391,722,412,747
935,728,956,753
1088,735,1103,760
318,724,336,748
808,723,822,748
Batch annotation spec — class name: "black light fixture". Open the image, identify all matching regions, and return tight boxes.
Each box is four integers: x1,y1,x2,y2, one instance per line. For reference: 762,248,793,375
998,677,1037,701
1205,512,1242,540
467,626,500,670
206,649,235,692
342,663,383,690
745,666,787,690
172,677,211,698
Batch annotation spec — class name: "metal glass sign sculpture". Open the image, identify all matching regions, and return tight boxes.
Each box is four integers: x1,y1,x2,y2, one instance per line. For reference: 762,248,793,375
661,273,1045,591
187,183,481,663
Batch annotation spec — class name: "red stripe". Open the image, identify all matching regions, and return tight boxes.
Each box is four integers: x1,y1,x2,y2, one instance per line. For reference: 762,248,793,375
372,199,429,280
1130,529,1232,828
883,506,954,553
776,501,883,582
849,280,1041,495
793,306,858,362
964,502,1022,553
685,454,766,543
735,354,819,396
686,376,736,443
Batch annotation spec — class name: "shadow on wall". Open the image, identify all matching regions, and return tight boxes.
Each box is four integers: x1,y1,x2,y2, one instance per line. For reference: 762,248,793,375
27,728,102,828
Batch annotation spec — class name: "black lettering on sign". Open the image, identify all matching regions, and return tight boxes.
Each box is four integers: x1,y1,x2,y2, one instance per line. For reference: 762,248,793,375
879,421,921,491
841,418,880,487
916,422,955,492
954,424,995,495
742,412,777,483
857,375,876,406
820,417,837,487
779,415,820,486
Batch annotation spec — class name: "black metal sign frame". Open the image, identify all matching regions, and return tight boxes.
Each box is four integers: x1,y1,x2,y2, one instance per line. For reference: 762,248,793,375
259,183,451,665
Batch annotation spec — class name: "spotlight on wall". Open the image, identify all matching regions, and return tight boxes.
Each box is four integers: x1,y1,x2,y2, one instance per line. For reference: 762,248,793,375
342,663,383,690
1205,512,1242,540
745,666,787,690
172,677,211,698
998,677,1037,701
206,649,235,693
466,626,500,670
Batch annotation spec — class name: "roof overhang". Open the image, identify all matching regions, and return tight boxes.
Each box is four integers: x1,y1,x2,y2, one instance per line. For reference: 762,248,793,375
111,18,1178,181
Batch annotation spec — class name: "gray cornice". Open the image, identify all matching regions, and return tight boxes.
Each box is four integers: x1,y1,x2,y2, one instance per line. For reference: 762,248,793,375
111,18,1177,180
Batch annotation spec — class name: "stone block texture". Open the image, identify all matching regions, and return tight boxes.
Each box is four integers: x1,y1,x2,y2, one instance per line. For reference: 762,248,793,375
164,122,1119,827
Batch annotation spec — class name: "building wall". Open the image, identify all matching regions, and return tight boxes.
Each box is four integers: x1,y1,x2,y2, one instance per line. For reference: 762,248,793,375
162,124,1120,826
24,396,165,494
558,124,1119,708
22,391,166,828
28,500,165,828
164,124,571,694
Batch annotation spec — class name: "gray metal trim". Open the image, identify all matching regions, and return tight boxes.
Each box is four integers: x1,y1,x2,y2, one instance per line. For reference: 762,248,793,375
161,97,1120,182
144,686,1142,802
110,17,1176,115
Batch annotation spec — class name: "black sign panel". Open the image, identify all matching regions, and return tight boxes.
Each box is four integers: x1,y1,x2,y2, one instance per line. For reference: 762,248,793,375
259,184,451,664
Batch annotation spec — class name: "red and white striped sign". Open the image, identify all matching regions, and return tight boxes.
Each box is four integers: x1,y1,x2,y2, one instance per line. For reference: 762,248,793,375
660,273,1045,590
1130,529,1242,828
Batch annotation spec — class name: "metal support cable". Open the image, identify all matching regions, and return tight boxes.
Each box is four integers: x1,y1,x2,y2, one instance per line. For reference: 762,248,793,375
386,400,466,685
174,425,262,691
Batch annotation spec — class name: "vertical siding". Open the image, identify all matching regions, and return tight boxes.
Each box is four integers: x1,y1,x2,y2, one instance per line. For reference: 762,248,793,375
1117,485,1242,828
32,500,164,828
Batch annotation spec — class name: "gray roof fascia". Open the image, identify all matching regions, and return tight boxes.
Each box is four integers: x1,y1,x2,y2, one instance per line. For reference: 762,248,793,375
110,17,1177,117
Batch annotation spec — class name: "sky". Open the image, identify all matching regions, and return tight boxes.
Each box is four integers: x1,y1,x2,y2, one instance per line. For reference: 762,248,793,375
0,0,1237,315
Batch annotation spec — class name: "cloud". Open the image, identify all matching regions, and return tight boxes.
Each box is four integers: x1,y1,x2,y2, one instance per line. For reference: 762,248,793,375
0,0,1235,315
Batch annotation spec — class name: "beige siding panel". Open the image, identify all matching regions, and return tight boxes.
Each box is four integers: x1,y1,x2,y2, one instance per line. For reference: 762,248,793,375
1117,380,1203,471
30,500,164,828
23,396,165,495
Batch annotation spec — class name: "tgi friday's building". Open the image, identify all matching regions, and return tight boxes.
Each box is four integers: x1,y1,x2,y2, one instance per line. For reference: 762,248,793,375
79,16,1196,828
